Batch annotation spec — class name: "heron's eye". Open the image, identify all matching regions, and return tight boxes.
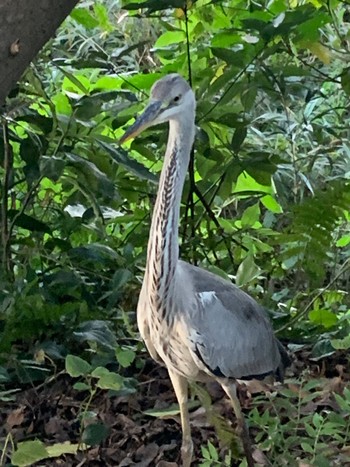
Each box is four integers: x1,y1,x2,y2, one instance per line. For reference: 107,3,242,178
173,95,181,103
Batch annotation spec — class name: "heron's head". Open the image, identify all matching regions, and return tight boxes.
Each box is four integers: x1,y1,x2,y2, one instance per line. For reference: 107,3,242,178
120,74,195,143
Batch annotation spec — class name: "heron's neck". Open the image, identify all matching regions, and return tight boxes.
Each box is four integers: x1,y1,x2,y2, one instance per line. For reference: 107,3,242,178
146,117,195,305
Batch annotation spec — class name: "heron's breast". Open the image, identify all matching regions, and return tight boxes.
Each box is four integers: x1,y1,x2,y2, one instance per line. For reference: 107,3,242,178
146,309,202,380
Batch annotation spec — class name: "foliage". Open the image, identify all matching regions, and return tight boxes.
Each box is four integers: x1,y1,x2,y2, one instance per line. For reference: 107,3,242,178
1,0,350,465
248,378,350,466
10,439,80,467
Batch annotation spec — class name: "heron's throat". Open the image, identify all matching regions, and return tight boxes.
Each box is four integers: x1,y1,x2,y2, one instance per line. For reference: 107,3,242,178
146,118,194,309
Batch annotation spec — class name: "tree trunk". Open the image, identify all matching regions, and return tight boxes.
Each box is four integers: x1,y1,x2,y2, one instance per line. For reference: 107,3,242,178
0,0,80,107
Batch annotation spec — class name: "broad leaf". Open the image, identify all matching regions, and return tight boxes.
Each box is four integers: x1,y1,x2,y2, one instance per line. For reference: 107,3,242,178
73,320,117,350
116,347,136,368
98,139,157,182
46,442,80,458
8,211,51,233
309,309,338,329
11,440,48,466
82,422,110,445
236,255,261,287
65,354,91,377
96,372,124,390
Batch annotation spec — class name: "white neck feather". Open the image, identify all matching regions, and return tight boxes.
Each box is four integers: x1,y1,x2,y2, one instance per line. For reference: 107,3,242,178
145,113,195,303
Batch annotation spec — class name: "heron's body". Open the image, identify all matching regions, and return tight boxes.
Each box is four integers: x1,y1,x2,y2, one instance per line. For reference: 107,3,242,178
139,260,283,383
121,74,289,467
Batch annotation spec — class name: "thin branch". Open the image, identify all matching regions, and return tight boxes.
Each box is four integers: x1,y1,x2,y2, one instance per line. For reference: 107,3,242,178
184,2,192,88
8,176,44,240
182,3,196,263
284,40,341,84
198,46,265,123
1,121,13,277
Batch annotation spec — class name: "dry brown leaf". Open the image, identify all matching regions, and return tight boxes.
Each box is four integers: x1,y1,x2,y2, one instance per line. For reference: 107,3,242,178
6,406,25,429
119,459,134,466
287,383,309,398
324,375,344,394
134,442,159,466
252,448,270,466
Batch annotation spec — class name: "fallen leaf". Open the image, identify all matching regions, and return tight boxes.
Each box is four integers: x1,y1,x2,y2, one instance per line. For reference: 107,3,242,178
6,406,25,429
134,442,159,466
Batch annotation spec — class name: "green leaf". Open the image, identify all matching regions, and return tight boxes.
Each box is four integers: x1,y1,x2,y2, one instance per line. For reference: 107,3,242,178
312,412,322,427
70,8,99,28
69,244,120,264
66,153,114,199
52,92,71,115
207,441,219,461
116,348,136,368
205,265,231,281
0,388,20,402
261,195,283,213
8,211,51,233
331,335,350,350
73,382,91,391
73,320,117,350
111,42,150,61
311,339,335,360
236,255,261,287
11,440,48,466
143,400,200,417
308,309,338,329
341,68,350,96
241,203,260,228
65,354,91,377
112,269,133,290
96,372,123,390
334,390,350,412
233,172,273,195
94,3,113,31
17,112,53,134
155,30,186,47
82,422,109,445
231,127,247,153
0,366,11,383
98,139,157,182
336,235,350,247
40,156,65,181
46,442,79,458
201,445,211,460
301,442,314,454
211,47,237,64
20,137,40,165
58,67,89,94
91,366,111,378
122,0,185,12
304,422,316,437
74,91,132,120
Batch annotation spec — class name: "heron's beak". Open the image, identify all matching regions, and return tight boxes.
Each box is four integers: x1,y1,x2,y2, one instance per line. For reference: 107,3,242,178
119,100,162,144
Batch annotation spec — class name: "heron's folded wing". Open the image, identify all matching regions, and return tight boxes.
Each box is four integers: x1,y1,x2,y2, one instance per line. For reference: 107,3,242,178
178,261,282,380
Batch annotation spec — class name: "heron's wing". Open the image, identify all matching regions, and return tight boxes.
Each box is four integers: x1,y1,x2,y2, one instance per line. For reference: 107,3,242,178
178,261,283,380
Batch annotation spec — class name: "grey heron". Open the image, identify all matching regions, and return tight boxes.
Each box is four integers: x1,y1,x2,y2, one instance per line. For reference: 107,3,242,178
120,74,289,467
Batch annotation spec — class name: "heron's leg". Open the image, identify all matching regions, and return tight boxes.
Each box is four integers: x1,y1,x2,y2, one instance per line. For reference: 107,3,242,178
168,369,193,467
221,382,255,467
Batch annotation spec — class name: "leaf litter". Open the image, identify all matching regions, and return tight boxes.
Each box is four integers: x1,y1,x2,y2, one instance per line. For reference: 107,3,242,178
0,347,349,466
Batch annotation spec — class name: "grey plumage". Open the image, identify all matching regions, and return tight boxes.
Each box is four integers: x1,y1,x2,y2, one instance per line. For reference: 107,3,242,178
120,74,289,467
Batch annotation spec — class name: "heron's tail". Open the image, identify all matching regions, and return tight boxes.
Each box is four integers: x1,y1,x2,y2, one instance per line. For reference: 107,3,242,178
275,340,291,382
